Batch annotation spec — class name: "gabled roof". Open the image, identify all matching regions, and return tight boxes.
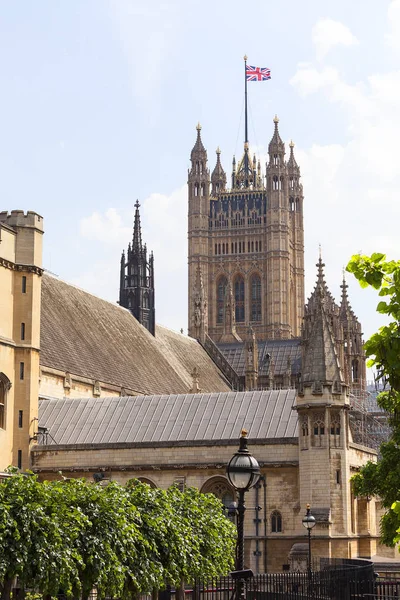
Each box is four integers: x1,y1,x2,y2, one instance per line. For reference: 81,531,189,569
218,339,301,377
40,274,229,395
38,390,298,446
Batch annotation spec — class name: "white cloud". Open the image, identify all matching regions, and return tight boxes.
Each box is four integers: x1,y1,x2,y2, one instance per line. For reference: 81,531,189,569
77,185,188,333
289,17,400,339
312,18,359,61
80,208,131,244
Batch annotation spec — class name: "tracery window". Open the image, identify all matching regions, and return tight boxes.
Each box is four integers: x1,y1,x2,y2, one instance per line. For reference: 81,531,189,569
313,415,325,447
330,415,341,447
234,276,245,322
217,277,228,324
250,274,261,322
271,510,282,533
201,477,235,517
301,417,309,449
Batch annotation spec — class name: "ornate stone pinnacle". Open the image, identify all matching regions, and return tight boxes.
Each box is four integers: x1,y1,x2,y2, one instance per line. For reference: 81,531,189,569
135,199,140,208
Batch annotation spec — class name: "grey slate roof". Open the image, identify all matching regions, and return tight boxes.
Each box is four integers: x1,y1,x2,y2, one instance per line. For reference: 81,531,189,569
38,390,298,446
40,274,230,395
218,339,302,377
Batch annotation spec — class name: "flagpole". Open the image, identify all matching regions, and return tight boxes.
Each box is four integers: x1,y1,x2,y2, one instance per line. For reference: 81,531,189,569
244,54,248,145
244,54,249,186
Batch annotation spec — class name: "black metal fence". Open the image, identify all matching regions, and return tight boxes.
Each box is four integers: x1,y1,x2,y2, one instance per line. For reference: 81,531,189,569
9,559,400,600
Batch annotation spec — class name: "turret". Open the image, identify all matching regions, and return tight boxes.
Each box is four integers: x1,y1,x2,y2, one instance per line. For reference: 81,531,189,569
340,273,366,395
119,201,155,336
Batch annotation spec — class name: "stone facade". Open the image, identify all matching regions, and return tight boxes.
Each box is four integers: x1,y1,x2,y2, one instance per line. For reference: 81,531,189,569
0,210,43,471
188,118,304,344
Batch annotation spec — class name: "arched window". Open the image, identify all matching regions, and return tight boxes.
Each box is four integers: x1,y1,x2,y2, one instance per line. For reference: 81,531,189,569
279,176,284,191
271,510,282,533
352,359,359,382
273,154,279,166
201,477,235,517
143,292,149,309
289,197,295,212
0,373,11,430
136,477,157,488
200,162,204,174
273,176,279,190
200,183,205,197
313,416,325,447
251,274,261,322
217,277,228,324
301,417,309,449
234,276,245,322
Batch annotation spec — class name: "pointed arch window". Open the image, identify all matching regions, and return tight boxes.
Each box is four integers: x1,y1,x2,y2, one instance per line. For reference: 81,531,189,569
143,292,149,309
0,373,11,430
251,274,261,322
273,176,279,190
313,415,325,447
217,277,228,324
194,183,199,197
271,510,282,533
234,276,245,322
200,183,205,197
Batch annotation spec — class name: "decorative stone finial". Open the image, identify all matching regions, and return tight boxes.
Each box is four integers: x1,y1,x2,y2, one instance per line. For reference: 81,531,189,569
216,146,221,155
196,122,202,131
241,428,248,437
273,114,279,124
289,140,294,149
135,199,140,209
319,244,322,260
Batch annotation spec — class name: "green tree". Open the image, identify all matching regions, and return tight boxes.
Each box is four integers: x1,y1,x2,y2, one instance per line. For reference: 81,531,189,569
0,471,84,600
347,252,400,545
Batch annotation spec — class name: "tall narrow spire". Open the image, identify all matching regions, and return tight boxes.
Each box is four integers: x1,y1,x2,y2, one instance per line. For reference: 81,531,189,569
132,200,142,252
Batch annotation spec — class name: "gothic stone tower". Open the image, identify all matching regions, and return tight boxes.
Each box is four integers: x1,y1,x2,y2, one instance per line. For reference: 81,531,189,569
119,201,155,336
188,117,304,343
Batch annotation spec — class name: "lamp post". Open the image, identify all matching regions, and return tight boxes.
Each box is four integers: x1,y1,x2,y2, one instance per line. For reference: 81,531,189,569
302,504,316,581
226,429,260,600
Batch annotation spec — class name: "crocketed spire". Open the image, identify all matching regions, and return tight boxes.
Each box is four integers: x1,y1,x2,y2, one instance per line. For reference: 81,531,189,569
301,255,344,387
190,122,207,160
287,140,299,172
211,148,226,180
268,115,285,153
132,200,143,252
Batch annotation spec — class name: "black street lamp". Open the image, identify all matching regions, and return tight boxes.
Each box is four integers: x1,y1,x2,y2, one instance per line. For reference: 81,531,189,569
302,504,316,581
226,429,260,600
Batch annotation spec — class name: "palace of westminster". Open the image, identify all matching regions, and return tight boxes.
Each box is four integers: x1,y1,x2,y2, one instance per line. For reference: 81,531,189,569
0,114,394,570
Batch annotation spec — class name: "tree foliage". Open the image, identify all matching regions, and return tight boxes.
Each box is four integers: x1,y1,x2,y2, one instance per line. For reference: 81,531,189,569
347,252,400,546
0,473,235,599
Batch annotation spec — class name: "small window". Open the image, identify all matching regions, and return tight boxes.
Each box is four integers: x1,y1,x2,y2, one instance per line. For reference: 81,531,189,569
20,362,24,380
17,450,22,470
18,410,23,428
336,470,341,485
271,510,282,533
21,323,25,340
22,276,27,294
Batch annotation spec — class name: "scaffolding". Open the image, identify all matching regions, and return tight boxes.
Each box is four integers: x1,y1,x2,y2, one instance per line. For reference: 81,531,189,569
349,387,392,453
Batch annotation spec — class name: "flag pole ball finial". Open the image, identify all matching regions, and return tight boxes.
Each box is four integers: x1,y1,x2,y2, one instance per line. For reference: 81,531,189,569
244,55,248,61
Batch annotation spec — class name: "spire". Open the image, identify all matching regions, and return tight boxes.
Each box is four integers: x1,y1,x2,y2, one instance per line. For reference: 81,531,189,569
132,200,142,252
211,147,227,194
301,254,344,390
268,115,285,153
340,270,352,318
190,122,206,159
287,140,299,170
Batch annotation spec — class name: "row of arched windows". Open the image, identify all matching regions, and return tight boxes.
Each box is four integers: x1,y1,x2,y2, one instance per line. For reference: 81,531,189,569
193,183,206,197
217,275,261,324
214,240,263,255
301,414,341,449
194,161,204,175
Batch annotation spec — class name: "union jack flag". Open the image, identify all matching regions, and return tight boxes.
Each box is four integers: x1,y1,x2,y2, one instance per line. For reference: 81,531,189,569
246,65,271,81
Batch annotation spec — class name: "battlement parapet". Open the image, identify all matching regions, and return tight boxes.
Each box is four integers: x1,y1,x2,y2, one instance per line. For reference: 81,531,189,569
0,210,44,231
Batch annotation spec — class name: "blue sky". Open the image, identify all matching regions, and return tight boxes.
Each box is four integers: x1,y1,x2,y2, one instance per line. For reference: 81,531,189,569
1,0,400,348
